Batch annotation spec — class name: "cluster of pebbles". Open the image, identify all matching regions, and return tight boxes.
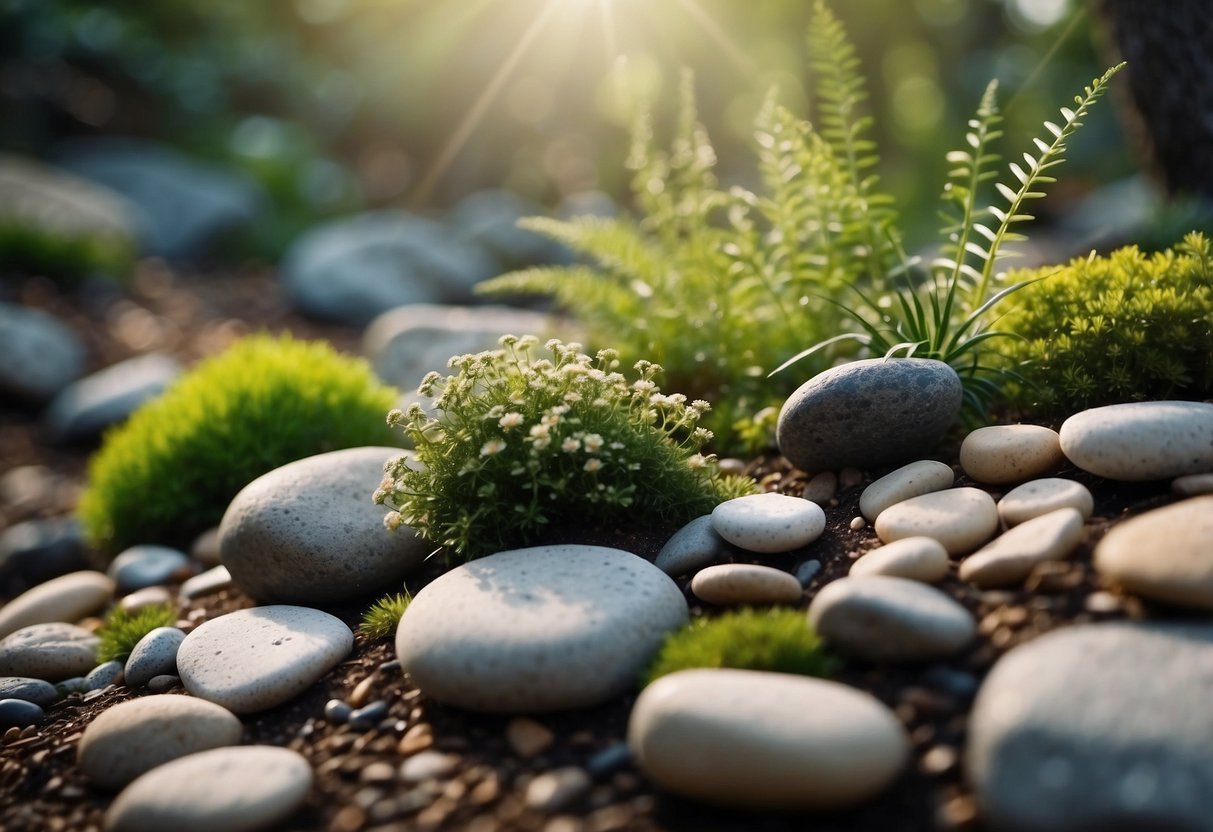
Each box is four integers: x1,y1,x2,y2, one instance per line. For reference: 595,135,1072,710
2,356,1213,831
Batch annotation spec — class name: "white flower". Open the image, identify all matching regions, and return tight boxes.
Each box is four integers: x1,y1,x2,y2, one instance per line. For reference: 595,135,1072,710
532,436,552,451
561,437,581,453
563,390,583,403
583,458,603,473
480,439,507,457
529,423,551,439
687,453,709,469
383,511,403,531
583,433,604,453
609,441,625,450
498,412,524,430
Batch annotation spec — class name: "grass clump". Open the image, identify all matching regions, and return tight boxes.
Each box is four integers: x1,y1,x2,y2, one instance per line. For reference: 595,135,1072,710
0,222,135,284
95,603,178,662
79,333,398,555
643,607,835,687
374,335,757,561
359,592,411,640
1000,232,1213,417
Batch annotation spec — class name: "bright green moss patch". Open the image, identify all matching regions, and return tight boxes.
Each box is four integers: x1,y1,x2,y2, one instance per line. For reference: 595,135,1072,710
643,607,835,687
0,221,135,283
95,603,178,662
359,592,411,640
79,334,398,555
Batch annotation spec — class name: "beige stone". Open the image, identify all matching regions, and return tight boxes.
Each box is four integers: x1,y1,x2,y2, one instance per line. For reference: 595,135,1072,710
998,478,1094,527
850,537,949,583
0,571,113,639
960,425,1063,484
691,564,803,606
874,487,998,555
960,508,1085,589
859,460,954,522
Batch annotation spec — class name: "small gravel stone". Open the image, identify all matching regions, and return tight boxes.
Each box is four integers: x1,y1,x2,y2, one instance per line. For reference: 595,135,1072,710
586,743,632,778
118,586,173,614
1059,400,1213,481
795,559,822,587
189,528,222,568
146,675,179,693
1172,472,1213,498
399,750,459,783
801,471,837,504
348,701,388,730
324,699,353,724
507,717,555,759
690,564,803,606
959,508,1085,589
711,493,826,553
178,565,232,600
859,460,955,522
959,425,1064,484
874,487,999,555
526,768,591,813
0,677,59,706
0,698,43,728
107,545,190,593
997,478,1094,527
348,675,375,708
123,627,186,688
654,515,734,577
850,537,949,583
0,622,100,681
849,516,867,531
83,660,124,691
0,570,114,639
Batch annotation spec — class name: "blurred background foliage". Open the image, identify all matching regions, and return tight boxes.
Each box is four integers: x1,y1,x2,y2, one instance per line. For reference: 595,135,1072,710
0,0,1136,258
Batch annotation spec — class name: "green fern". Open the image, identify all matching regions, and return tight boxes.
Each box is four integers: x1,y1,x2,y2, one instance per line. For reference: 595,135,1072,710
359,592,411,640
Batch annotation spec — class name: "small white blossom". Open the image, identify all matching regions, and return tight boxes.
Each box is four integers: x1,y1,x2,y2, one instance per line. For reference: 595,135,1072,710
480,439,507,457
529,423,551,439
563,391,583,403
383,511,403,531
583,433,604,453
498,412,524,430
583,458,603,473
687,453,709,469
532,436,552,451
561,437,581,452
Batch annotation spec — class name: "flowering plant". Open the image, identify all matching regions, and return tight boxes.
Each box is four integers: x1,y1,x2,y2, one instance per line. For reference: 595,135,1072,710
373,336,756,560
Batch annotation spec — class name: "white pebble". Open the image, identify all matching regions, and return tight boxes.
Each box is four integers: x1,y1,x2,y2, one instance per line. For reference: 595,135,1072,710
711,493,825,554
998,478,1094,527
874,487,999,555
959,425,1064,484
959,508,1085,589
859,460,954,522
850,537,949,583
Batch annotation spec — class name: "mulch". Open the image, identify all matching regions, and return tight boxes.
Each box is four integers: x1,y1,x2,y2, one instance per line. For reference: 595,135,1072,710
0,265,1190,832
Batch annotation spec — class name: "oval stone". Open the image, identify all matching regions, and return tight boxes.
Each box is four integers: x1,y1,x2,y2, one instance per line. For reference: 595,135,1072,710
107,545,190,593
0,570,114,639
220,447,429,605
395,545,687,712
959,508,1085,589
710,493,825,554
124,627,186,688
0,676,59,707
850,537,949,583
0,622,100,681
998,478,1094,527
874,487,999,555
654,515,735,577
1094,496,1213,610
691,564,803,606
78,695,244,789
1059,401,1213,481
777,358,962,472
959,424,1064,484
628,668,909,809
859,460,955,522
808,576,975,662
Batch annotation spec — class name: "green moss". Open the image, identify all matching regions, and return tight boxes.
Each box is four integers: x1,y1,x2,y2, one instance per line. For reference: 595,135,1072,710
95,603,178,662
1001,232,1213,418
359,592,411,640
0,221,135,284
79,334,398,555
643,607,835,687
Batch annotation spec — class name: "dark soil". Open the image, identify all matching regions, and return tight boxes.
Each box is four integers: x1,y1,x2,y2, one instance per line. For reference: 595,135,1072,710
0,265,1189,832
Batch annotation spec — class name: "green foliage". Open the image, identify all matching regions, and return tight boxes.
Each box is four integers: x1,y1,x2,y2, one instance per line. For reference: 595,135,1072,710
359,592,411,640
0,222,134,284
374,336,757,561
95,603,178,663
79,334,398,555
643,607,835,687
1000,232,1213,417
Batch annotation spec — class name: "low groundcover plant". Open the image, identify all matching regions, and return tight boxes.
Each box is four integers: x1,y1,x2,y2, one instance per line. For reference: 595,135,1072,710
359,592,411,640
374,335,756,561
95,603,177,663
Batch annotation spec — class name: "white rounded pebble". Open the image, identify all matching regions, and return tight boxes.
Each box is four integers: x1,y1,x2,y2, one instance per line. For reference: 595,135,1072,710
123,627,186,688
399,750,459,783
874,487,999,555
176,606,353,714
654,515,734,577
802,471,838,504
850,537,949,583
107,546,190,593
104,746,311,832
628,668,909,810
808,576,976,662
959,508,1085,589
83,660,124,691
711,493,825,554
691,564,803,606
0,622,101,681
178,565,232,600
396,545,686,713
1094,496,1213,610
959,425,1064,484
859,460,954,522
78,695,244,789
1059,401,1213,481
997,478,1094,527
1172,472,1213,498
118,586,173,614
0,571,114,639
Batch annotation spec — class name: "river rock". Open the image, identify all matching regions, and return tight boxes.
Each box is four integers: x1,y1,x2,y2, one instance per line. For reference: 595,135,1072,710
959,508,1085,589
119,586,173,614
1059,401,1213,481
0,698,44,728
0,302,86,402
179,565,232,600
83,660,124,691
107,545,190,593
691,564,803,606
448,188,565,265
1172,472,1213,498
874,487,999,555
1094,496,1213,610
808,576,975,662
177,606,353,714
850,537,949,583
628,668,909,809
0,570,113,638
997,478,1094,527
46,353,181,441
859,460,955,522
967,622,1213,832
78,695,244,789
124,627,186,688
0,622,101,681
0,516,91,596
396,545,686,712
220,447,429,605
777,358,962,472
710,493,825,553
104,746,312,832
0,677,59,706
654,515,736,576
959,424,1064,484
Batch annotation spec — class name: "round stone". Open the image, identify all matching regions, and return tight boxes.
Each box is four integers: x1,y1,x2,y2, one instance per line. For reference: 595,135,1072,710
998,478,1094,527
0,301,85,401
777,358,962,472
710,493,826,554
108,545,190,593
179,565,232,601
78,695,244,789
1173,472,1213,498
1059,401,1213,481
83,660,124,691
959,424,1064,484
849,537,950,583
104,746,312,832
967,622,1213,832
654,515,735,577
0,570,114,639
628,668,909,810
959,508,1085,589
0,698,44,728
220,447,429,605
177,606,353,715
0,676,60,707
0,622,101,681
124,627,186,688
119,586,173,615
859,460,955,522
874,487,999,555
690,564,803,606
395,545,687,712
808,576,975,662
1094,496,1213,610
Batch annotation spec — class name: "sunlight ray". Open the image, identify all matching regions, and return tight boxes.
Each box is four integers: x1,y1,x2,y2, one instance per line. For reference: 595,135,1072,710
672,0,756,79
